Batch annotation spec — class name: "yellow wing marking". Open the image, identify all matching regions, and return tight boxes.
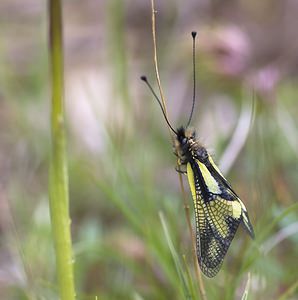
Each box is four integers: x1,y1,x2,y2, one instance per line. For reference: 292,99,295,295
185,157,254,277
238,199,254,236
207,156,245,221
207,199,230,237
196,160,221,194
208,155,224,177
187,160,240,239
231,201,242,219
187,162,197,204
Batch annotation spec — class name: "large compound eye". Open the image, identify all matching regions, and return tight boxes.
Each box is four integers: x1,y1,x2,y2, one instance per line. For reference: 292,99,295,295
182,138,187,145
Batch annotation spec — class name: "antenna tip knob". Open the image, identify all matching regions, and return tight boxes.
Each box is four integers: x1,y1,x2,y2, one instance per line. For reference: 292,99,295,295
191,31,197,38
140,75,148,82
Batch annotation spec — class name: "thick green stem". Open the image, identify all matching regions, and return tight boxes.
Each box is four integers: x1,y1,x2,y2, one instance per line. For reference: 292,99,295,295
48,0,76,299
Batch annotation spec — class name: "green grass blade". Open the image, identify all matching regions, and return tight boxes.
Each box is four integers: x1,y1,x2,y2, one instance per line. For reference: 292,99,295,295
240,273,251,300
277,279,298,300
48,0,76,298
159,211,192,300
240,202,298,272
182,254,197,299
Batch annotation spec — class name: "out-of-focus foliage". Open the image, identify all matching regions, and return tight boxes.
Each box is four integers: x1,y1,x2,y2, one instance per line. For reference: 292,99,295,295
0,0,298,299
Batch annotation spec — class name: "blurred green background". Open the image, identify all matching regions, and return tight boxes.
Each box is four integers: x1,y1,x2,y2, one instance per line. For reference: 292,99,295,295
1,0,298,299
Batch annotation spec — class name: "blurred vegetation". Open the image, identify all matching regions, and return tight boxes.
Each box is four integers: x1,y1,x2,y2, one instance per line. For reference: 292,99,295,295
48,0,75,299
0,0,298,299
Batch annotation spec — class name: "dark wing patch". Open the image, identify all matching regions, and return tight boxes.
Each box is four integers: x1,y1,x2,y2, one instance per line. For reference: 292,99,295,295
206,156,255,239
187,160,243,277
200,198,242,277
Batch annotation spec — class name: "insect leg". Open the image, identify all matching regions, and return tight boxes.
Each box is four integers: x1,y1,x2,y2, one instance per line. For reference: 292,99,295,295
175,164,187,174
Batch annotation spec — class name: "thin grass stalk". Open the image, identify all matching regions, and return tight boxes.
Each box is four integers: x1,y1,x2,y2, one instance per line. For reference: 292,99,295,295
277,279,298,300
150,0,169,118
240,273,251,300
150,1,207,299
182,254,196,299
48,0,76,299
178,175,207,300
159,212,191,299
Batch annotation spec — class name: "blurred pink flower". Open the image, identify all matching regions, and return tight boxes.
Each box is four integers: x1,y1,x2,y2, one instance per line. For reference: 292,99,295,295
201,26,251,77
247,65,281,98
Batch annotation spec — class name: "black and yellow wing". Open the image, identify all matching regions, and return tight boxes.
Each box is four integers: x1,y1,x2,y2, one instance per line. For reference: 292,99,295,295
186,155,254,277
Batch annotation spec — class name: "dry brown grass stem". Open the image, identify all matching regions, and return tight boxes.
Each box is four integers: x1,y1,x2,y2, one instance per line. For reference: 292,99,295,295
150,1,207,299
150,0,168,120
178,174,207,300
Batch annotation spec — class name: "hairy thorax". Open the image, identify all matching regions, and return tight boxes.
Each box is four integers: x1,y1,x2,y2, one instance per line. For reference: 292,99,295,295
173,126,208,166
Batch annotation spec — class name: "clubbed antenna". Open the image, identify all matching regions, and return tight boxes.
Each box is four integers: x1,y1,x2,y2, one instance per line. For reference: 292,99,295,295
140,76,178,135
186,31,197,128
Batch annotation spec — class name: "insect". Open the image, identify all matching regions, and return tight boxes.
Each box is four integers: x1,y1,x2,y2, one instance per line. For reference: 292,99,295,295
141,32,255,277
